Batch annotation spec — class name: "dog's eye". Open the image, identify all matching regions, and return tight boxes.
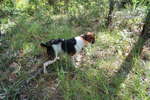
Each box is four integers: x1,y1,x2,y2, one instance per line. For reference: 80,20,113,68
88,36,94,40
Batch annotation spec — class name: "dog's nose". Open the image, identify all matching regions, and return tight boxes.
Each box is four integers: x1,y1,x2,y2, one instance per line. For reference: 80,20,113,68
92,39,95,44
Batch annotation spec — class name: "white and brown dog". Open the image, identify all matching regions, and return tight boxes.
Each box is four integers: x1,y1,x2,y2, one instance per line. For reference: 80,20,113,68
40,32,95,73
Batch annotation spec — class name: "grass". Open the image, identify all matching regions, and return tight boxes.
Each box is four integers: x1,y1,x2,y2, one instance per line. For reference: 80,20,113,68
0,6,150,100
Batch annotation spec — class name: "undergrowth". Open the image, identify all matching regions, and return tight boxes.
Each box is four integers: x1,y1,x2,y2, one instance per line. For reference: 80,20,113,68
0,1,150,100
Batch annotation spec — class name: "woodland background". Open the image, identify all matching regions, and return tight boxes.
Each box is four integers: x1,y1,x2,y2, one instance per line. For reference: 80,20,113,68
0,0,150,100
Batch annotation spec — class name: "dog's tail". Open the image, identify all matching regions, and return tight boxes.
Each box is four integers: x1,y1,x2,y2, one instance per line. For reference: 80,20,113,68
40,43,48,48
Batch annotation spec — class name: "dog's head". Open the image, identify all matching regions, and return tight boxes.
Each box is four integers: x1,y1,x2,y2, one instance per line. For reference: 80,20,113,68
81,32,95,44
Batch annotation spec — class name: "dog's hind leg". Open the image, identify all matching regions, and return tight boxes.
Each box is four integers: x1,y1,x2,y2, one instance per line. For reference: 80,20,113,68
43,56,59,73
43,61,49,74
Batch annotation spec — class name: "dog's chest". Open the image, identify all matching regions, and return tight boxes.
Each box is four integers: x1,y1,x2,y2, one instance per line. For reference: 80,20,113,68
74,37,84,53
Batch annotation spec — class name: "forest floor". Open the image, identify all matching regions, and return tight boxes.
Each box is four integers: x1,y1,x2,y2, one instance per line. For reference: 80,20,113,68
0,6,150,100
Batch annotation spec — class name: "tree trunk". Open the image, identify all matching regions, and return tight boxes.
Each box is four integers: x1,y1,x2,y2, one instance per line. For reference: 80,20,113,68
107,0,115,28
141,8,150,39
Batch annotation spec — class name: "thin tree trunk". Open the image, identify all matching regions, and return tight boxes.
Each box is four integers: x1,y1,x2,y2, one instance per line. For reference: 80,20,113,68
141,8,150,39
107,0,115,28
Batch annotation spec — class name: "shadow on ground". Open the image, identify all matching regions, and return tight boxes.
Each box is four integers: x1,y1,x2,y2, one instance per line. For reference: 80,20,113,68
108,8,150,98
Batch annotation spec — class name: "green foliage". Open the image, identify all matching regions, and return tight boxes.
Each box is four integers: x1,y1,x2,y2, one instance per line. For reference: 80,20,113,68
0,0,150,100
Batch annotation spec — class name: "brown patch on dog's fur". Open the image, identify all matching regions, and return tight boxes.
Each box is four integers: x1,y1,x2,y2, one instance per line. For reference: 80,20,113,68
79,36,89,45
80,32,95,45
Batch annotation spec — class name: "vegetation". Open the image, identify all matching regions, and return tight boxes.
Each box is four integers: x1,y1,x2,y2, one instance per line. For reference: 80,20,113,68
0,0,150,100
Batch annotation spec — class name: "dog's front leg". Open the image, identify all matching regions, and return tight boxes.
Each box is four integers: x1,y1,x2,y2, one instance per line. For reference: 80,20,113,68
71,54,83,68
71,55,77,68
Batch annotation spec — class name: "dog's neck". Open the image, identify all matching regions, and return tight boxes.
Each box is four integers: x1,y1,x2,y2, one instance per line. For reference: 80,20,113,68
74,36,86,53
79,36,89,45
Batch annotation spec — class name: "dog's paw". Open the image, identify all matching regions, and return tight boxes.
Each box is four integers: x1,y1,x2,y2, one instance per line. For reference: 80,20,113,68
43,68,48,74
43,69,48,74
56,57,60,60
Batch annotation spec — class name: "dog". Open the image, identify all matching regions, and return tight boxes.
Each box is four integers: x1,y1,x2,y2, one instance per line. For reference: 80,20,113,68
40,32,95,73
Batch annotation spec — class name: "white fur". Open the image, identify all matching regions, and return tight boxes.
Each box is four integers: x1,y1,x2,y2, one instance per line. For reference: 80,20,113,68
51,43,63,56
74,36,85,53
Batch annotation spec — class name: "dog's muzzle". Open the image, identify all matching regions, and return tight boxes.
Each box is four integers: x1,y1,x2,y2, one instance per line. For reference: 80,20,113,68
92,39,95,44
